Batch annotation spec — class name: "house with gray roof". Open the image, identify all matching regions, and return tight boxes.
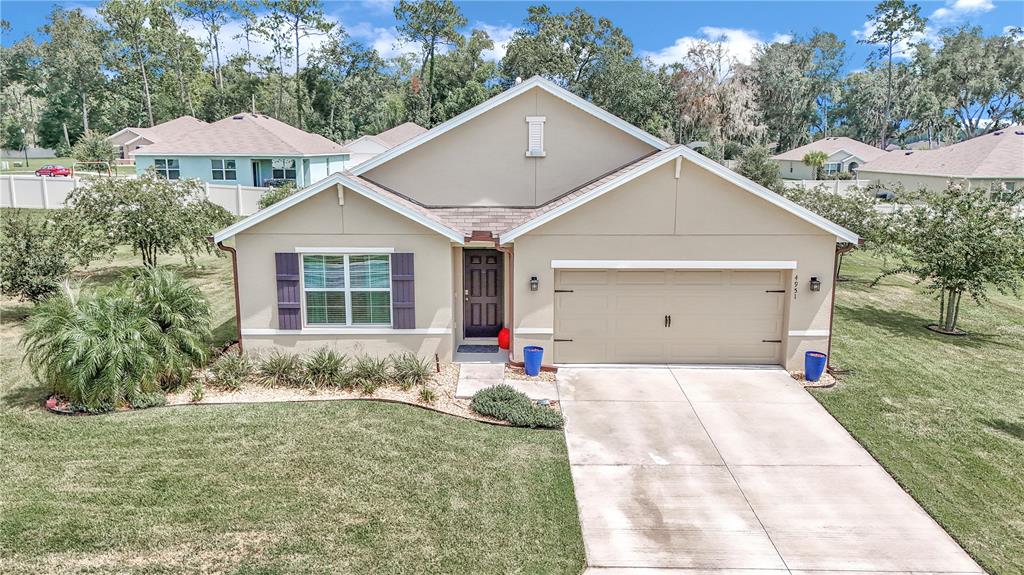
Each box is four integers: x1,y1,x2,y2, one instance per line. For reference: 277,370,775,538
107,116,207,164
772,137,888,180
132,113,350,188
344,122,427,166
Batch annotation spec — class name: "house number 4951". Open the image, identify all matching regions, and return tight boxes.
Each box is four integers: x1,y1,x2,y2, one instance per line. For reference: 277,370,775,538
793,274,799,299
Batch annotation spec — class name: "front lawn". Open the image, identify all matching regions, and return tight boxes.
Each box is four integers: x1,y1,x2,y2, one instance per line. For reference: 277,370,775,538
815,251,1024,575
0,401,584,574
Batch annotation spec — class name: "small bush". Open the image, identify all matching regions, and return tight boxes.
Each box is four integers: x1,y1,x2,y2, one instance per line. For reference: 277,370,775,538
304,347,349,388
71,129,115,168
130,391,167,409
470,385,564,429
390,352,432,390
418,386,438,404
209,352,253,390
0,209,74,302
257,182,298,210
256,351,304,387
190,378,204,403
351,355,390,394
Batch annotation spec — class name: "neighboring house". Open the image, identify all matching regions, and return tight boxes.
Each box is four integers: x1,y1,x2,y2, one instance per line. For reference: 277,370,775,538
107,116,207,163
772,137,887,180
213,76,858,371
344,122,427,166
858,127,1024,197
134,113,350,187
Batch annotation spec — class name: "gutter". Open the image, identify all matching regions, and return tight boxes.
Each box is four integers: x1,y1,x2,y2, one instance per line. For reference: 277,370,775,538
826,240,859,373
214,239,244,354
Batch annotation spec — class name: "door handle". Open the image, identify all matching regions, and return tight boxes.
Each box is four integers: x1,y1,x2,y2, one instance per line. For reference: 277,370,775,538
668,314,672,327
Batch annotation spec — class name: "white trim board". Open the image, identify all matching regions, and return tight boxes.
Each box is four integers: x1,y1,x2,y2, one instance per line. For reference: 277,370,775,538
242,327,451,336
212,173,465,244
551,260,798,270
500,145,860,244
788,329,830,337
351,76,670,175
514,327,555,335
294,247,394,254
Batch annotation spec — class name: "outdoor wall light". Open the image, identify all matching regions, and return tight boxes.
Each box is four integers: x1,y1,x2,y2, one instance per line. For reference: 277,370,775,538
809,276,821,292
529,276,539,291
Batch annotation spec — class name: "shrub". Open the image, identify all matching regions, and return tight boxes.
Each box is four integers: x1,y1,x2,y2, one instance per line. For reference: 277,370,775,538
0,209,74,302
470,385,564,429
122,267,212,389
209,352,252,390
390,352,432,390
21,286,164,412
304,347,349,388
418,386,438,404
257,182,298,210
130,392,167,410
256,351,304,387
71,129,115,169
737,144,781,192
351,355,390,394
190,378,205,403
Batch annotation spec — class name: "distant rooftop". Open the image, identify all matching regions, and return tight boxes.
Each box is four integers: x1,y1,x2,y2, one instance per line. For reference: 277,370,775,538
135,113,348,156
772,137,888,163
859,127,1024,179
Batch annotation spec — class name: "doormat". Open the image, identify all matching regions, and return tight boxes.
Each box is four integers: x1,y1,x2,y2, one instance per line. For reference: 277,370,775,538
457,345,500,353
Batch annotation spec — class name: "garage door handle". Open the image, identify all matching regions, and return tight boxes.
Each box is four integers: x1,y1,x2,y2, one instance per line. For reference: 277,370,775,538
554,338,573,342
554,289,574,293
762,339,782,343
765,289,785,293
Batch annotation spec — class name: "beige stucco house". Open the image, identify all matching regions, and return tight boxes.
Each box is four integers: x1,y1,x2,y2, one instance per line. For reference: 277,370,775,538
858,126,1024,195
773,137,887,180
213,76,858,371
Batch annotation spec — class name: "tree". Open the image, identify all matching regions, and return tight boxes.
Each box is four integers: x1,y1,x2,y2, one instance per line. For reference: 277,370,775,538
40,7,107,135
262,0,332,128
838,65,915,146
394,0,466,127
0,210,74,302
858,0,926,148
99,0,159,127
876,183,1024,334
928,26,1024,135
63,171,235,268
737,145,782,191
178,0,233,91
802,150,829,179
426,29,500,124
71,129,115,168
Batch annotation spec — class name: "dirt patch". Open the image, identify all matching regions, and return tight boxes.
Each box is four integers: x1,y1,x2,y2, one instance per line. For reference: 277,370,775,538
789,370,838,388
503,365,557,382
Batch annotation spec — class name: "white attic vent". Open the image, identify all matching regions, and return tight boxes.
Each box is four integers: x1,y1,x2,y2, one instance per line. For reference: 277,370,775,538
526,116,546,157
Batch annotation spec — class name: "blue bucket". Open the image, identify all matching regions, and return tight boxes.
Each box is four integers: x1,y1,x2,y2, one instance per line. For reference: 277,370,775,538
523,346,544,377
805,351,827,382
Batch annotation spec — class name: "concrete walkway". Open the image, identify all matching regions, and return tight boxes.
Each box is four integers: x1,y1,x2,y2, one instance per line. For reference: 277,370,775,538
453,362,558,400
559,367,983,574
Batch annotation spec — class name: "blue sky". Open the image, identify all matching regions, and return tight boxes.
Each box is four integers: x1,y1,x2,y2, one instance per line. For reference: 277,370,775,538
2,0,1022,71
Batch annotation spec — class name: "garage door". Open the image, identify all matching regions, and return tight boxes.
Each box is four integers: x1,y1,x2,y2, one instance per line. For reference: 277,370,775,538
554,269,786,364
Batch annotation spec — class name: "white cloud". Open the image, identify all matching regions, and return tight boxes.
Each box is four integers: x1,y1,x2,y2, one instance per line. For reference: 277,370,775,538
178,13,340,68
475,23,516,62
932,0,995,21
641,26,791,67
346,21,416,60
852,19,937,61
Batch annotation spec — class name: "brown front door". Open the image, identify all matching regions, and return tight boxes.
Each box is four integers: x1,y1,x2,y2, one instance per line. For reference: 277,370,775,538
463,249,503,338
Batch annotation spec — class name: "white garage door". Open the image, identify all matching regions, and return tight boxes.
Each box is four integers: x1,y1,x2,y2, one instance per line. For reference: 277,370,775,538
554,269,786,364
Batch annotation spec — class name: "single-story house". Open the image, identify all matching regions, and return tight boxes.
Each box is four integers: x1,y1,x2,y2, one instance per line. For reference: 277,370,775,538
134,113,350,188
344,122,427,167
858,126,1024,196
106,116,207,163
212,76,858,371
773,137,887,180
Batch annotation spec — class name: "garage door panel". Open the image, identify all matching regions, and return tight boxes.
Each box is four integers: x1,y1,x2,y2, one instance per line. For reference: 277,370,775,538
554,268,786,365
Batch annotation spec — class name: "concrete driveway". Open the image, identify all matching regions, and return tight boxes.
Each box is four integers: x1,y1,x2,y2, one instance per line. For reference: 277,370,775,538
557,367,983,574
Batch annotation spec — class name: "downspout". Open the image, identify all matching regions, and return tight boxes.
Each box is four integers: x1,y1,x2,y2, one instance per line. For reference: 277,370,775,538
826,241,858,373
494,242,515,362
215,240,244,355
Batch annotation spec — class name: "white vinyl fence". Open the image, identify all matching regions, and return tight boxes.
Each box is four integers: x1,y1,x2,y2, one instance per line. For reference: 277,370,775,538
0,174,271,216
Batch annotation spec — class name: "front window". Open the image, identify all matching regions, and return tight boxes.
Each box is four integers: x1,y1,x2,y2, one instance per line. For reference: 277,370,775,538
824,162,841,175
154,158,180,179
211,159,237,181
302,254,391,326
272,158,296,180
990,181,1018,203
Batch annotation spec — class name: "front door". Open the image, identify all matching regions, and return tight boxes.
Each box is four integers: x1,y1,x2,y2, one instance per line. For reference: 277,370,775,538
463,249,503,338
252,161,261,186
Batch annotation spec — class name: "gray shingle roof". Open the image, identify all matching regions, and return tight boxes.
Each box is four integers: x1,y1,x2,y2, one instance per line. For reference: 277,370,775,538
859,126,1024,179
772,137,888,162
136,113,348,156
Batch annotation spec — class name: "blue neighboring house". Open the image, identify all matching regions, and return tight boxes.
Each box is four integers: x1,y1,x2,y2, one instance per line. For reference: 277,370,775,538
133,113,350,188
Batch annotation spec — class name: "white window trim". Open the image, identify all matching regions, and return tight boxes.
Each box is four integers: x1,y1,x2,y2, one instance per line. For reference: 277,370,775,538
550,260,798,270
243,327,450,336
154,158,180,180
272,158,297,181
300,253,393,328
211,158,238,182
294,247,394,254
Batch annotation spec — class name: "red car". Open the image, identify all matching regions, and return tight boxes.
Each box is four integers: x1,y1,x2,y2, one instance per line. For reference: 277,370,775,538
35,164,71,177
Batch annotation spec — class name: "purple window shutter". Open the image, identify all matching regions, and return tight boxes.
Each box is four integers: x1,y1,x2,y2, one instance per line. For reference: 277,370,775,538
275,253,301,330
391,253,415,329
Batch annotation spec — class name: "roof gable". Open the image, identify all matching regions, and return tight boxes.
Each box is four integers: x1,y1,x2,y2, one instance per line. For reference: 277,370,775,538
772,137,887,163
136,113,348,157
352,76,669,176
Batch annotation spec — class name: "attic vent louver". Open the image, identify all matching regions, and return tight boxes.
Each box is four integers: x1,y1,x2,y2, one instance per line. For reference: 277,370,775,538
526,116,546,157
232,114,244,120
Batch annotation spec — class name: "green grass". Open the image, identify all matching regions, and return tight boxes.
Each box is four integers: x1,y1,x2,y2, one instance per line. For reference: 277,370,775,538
814,251,1024,575
0,156,136,176
0,210,585,574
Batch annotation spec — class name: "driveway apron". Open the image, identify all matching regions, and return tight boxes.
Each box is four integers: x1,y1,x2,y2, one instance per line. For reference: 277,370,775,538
557,366,983,574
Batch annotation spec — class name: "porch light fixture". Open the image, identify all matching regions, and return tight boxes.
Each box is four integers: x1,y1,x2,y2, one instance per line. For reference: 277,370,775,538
529,276,539,291
809,276,821,292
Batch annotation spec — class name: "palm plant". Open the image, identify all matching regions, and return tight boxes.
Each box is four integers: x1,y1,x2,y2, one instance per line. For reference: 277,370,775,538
122,267,212,389
802,151,829,179
21,285,162,411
